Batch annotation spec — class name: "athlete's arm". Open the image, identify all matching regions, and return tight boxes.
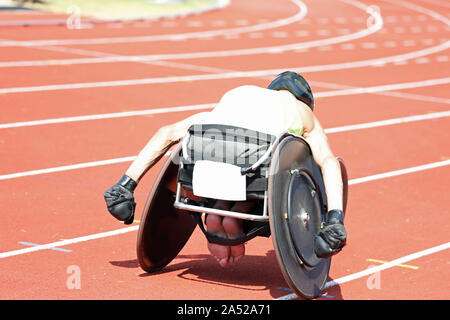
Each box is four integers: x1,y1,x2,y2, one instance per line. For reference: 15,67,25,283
302,113,343,211
104,112,209,224
125,112,209,182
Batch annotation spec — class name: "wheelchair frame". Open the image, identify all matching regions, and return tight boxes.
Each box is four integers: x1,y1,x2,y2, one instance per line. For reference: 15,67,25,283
173,129,307,222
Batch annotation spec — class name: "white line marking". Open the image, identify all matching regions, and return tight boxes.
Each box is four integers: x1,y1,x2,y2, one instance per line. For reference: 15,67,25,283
394,60,408,66
0,0,382,68
422,39,435,45
315,77,450,98
0,103,216,129
394,26,406,34
385,0,449,25
415,57,430,64
403,40,417,47
0,163,448,259
309,79,450,104
1,77,449,129
341,43,355,50
361,42,377,49
0,225,139,259
383,41,397,47
295,30,310,37
348,159,450,185
310,81,450,104
0,156,137,181
324,111,450,134
1,1,447,94
0,0,307,47
0,111,448,181
416,0,450,10
337,28,351,35
0,20,380,67
2,40,449,94
276,242,450,300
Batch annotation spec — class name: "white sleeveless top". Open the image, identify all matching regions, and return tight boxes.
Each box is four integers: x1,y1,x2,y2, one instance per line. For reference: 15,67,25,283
201,85,304,137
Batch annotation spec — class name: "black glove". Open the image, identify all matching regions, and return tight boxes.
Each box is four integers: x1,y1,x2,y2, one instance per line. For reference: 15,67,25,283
104,175,138,225
315,209,347,258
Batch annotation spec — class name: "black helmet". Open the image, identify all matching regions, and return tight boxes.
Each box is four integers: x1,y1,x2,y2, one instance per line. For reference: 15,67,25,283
267,71,314,111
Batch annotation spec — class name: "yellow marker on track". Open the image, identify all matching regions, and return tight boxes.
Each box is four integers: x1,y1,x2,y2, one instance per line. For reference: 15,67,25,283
366,258,419,270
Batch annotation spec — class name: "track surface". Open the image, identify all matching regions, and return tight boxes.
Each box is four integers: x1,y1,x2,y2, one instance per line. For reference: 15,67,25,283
0,0,449,300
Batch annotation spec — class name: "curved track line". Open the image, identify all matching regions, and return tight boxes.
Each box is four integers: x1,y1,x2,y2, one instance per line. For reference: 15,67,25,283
1,160,449,258
385,0,450,25
0,0,307,47
1,0,445,91
1,110,448,180
0,0,232,27
415,0,450,10
2,47,449,93
0,0,383,68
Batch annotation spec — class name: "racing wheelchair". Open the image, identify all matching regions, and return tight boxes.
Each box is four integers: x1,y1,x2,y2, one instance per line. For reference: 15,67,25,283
136,124,348,299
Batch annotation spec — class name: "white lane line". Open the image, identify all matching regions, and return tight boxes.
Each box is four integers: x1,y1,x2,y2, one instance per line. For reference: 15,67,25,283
348,159,450,185
415,0,450,10
0,161,449,259
0,1,443,93
325,111,450,134
0,0,449,72
0,0,307,47
0,156,137,181
315,77,450,98
1,2,447,94
385,0,450,25
1,111,448,181
0,103,216,129
310,79,450,104
2,49,449,93
0,2,380,68
1,77,449,129
0,225,139,259
276,242,450,300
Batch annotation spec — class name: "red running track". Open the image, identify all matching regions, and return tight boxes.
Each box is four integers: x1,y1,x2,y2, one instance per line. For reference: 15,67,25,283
0,0,449,300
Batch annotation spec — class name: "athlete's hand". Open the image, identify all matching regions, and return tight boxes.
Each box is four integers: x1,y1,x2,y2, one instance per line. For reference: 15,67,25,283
315,209,347,258
103,175,137,225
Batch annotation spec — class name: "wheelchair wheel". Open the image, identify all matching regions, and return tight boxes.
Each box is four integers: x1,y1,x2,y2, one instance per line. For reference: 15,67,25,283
136,144,197,273
268,136,331,299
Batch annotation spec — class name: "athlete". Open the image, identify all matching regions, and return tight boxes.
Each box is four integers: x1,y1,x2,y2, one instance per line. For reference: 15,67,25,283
104,71,347,268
